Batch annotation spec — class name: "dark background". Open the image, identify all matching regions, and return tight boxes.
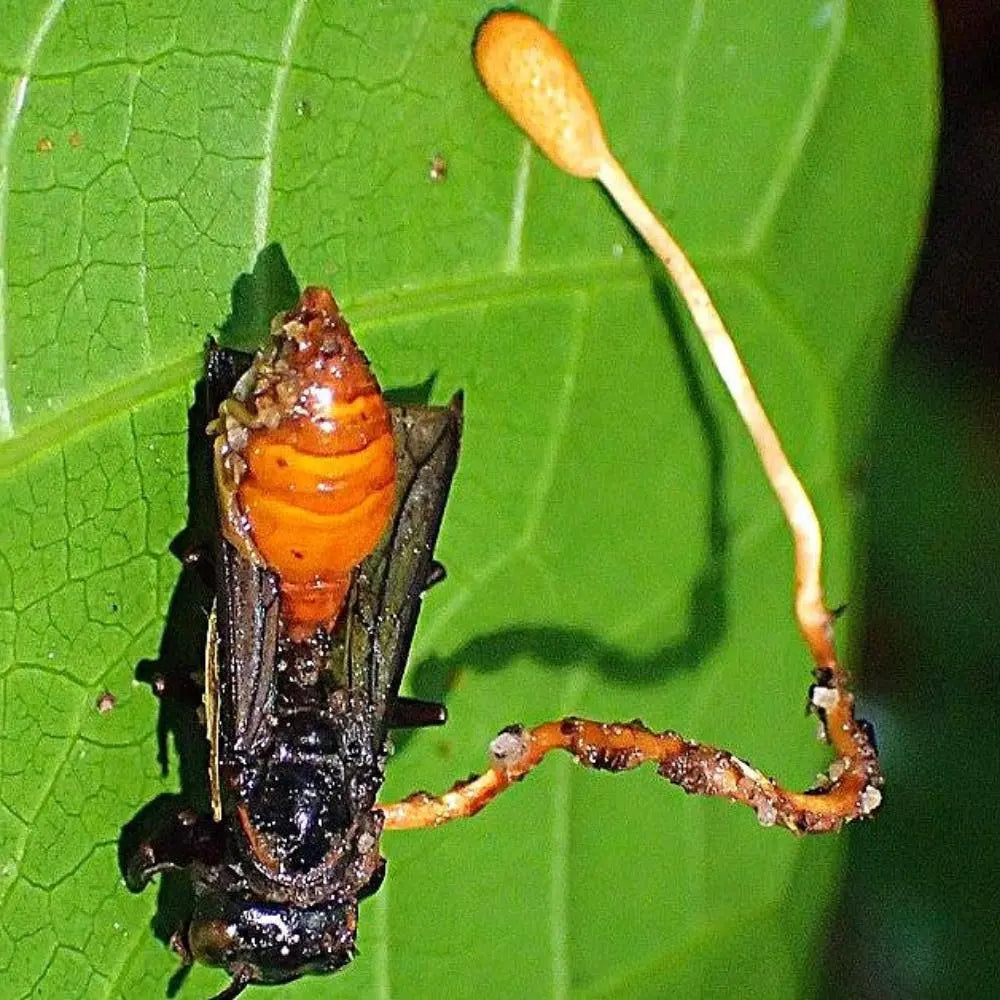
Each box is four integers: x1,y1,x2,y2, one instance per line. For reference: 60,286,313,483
822,3,999,997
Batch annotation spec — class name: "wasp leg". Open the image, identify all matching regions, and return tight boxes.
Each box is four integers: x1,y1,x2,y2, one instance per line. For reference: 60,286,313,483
208,968,253,1000
381,707,882,835
179,541,216,590
135,664,204,708
387,696,447,729
423,560,447,591
169,929,194,965
124,806,224,892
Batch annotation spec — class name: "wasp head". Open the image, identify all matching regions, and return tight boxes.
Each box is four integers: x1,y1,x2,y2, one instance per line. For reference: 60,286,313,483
187,856,386,994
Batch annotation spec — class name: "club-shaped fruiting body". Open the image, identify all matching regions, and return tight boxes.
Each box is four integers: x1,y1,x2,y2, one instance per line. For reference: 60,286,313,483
474,10,609,179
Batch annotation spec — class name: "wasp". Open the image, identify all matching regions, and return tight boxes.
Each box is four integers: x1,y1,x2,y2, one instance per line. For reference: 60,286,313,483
125,288,462,998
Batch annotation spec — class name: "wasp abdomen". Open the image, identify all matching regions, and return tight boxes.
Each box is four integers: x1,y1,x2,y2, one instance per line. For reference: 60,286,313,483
216,287,396,640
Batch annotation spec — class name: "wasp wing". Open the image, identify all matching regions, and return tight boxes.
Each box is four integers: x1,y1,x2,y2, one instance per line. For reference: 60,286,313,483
346,394,463,742
205,344,282,818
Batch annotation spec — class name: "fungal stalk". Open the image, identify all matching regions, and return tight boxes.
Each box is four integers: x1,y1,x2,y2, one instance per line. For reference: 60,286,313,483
381,12,881,833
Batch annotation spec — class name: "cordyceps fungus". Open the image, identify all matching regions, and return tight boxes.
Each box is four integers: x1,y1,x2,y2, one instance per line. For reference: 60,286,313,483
473,10,609,178
378,10,886,835
128,17,885,1000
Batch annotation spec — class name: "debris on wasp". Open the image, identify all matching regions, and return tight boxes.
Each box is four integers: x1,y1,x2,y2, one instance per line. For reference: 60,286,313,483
125,288,461,999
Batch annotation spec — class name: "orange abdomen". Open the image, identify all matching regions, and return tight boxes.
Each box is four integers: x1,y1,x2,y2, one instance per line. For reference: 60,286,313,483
235,287,396,640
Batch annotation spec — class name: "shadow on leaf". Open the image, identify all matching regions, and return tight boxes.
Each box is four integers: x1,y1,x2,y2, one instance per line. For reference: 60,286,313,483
217,241,300,350
404,260,730,731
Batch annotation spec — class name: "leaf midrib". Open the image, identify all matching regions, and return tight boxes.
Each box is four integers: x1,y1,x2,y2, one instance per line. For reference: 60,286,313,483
0,254,745,474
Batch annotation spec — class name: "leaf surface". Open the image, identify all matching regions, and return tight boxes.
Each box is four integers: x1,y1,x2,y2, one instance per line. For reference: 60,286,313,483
0,2,936,997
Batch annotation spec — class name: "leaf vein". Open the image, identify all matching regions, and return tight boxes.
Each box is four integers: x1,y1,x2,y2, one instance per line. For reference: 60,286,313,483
373,880,391,1000
551,671,587,1000
0,258,686,475
660,0,707,201
501,0,565,275
415,288,588,653
503,138,533,274
742,0,847,249
0,0,67,440
252,0,310,256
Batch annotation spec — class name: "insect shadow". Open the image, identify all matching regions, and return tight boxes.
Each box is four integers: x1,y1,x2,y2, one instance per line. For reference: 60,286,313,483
404,261,730,732
118,372,217,997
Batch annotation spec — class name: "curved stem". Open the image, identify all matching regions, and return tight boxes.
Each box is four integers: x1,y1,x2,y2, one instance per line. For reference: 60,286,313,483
381,716,881,834
597,154,835,674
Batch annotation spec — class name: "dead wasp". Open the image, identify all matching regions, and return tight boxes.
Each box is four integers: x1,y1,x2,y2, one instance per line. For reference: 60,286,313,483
125,288,462,998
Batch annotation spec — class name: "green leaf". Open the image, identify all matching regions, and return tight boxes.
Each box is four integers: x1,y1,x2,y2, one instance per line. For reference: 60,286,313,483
0,2,936,998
